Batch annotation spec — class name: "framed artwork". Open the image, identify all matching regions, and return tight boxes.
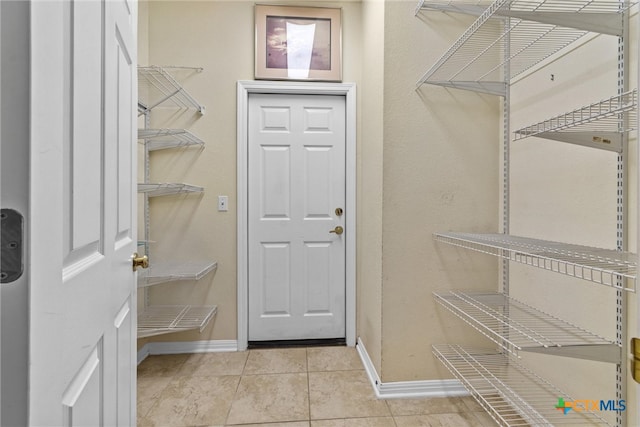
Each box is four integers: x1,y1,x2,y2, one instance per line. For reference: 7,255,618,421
255,5,342,81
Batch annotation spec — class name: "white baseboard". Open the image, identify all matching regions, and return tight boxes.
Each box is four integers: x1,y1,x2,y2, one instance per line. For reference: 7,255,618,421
356,337,469,399
137,344,151,365
137,340,238,365
356,337,382,391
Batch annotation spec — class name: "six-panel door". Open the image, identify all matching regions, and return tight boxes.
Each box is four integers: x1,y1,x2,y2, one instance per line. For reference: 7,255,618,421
248,93,346,341
29,0,137,425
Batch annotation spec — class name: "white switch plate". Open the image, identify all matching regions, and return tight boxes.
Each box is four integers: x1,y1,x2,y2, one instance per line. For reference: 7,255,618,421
218,195,228,212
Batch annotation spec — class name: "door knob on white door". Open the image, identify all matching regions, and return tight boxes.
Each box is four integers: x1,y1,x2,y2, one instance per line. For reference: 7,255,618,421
132,253,149,271
330,226,344,235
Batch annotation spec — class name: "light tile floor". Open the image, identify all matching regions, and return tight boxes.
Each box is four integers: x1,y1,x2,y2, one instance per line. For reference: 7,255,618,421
137,346,496,427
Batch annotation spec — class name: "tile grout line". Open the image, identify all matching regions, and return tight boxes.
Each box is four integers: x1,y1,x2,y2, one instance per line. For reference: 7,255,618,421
387,400,399,427
222,350,250,426
306,347,312,425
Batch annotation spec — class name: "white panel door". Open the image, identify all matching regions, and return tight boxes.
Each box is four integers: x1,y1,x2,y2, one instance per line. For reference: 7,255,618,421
29,0,137,425
248,93,346,341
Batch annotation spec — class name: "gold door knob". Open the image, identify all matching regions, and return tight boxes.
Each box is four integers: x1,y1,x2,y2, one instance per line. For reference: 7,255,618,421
132,253,149,271
329,226,344,236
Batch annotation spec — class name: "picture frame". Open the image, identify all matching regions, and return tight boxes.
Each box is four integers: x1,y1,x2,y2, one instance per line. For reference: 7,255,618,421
255,4,342,82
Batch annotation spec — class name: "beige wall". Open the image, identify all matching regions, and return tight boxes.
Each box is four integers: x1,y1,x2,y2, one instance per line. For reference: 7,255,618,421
379,1,500,381
138,0,500,383
139,0,364,345
357,0,385,376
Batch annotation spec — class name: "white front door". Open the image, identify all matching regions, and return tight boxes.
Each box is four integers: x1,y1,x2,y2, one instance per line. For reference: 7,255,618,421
248,93,346,341
29,0,137,425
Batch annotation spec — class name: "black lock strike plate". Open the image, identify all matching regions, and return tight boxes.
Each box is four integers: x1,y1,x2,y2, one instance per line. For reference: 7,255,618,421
1,209,24,283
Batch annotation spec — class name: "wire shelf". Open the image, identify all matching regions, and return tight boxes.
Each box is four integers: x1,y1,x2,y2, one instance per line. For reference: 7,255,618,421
138,128,205,151
137,183,204,197
137,260,218,287
415,0,492,16
513,90,638,152
433,344,612,426
416,0,634,95
138,66,205,114
434,232,636,291
137,305,217,338
434,290,619,362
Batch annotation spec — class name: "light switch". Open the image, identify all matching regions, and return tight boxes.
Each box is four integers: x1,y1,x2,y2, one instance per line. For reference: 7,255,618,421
218,195,228,212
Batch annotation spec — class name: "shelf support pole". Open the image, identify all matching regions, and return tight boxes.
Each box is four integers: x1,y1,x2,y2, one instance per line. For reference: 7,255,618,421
616,2,629,425
143,109,151,309
500,10,512,358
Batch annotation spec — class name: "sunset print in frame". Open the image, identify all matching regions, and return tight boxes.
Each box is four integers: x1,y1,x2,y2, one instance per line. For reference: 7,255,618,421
255,5,342,81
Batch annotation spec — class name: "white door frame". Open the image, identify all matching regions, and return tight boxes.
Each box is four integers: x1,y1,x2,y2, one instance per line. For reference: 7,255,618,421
237,80,356,350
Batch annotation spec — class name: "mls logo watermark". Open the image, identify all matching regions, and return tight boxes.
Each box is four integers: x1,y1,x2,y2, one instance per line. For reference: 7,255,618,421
555,397,626,414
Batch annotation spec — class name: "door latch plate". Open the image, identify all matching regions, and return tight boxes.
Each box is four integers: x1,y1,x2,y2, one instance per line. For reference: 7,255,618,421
1,209,24,283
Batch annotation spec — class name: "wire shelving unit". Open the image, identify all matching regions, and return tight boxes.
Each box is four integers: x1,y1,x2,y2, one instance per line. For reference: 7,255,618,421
138,128,205,151
138,305,218,338
417,0,635,424
415,0,635,96
138,65,205,114
513,90,638,152
137,260,218,288
433,344,613,426
434,232,637,291
136,65,217,339
415,0,491,17
434,290,619,362
137,183,204,198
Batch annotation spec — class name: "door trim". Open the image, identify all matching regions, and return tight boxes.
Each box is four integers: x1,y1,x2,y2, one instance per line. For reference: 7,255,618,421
237,80,356,350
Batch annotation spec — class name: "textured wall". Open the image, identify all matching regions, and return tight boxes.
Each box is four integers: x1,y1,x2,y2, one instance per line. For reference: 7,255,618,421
140,0,363,344
380,1,500,381
357,0,385,377
139,0,501,384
